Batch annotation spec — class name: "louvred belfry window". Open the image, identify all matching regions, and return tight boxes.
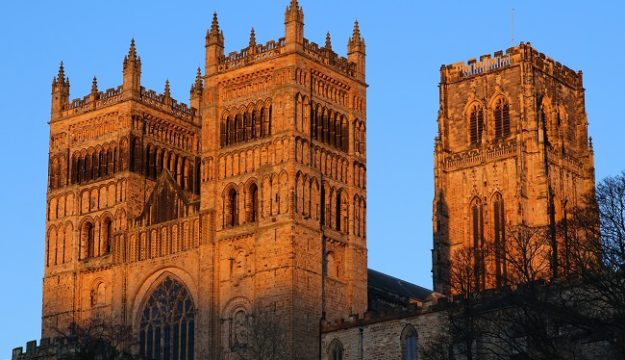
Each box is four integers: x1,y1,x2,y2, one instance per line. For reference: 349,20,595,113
139,277,195,360
494,98,510,140
469,104,484,146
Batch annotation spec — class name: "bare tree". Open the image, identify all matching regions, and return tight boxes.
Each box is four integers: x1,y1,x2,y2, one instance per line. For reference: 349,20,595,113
53,320,138,360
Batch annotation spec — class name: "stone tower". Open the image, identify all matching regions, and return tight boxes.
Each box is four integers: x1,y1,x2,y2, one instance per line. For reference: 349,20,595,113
41,2,367,359
432,43,595,294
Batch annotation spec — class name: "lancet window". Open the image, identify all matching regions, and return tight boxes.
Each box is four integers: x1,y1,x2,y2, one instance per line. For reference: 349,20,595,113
469,104,484,146
494,98,510,140
493,193,506,288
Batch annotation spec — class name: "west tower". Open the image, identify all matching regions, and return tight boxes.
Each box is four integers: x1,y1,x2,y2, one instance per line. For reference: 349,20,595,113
432,43,595,294
198,1,368,357
41,2,367,359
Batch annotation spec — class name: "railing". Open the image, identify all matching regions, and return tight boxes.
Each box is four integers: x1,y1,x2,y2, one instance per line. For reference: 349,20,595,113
444,139,517,169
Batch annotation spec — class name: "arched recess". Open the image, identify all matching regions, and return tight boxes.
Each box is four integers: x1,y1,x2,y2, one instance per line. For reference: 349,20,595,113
470,196,485,290
137,276,196,360
327,339,344,360
100,215,113,256
131,269,198,359
223,184,239,228
400,324,418,360
79,219,95,260
246,181,259,223
221,297,253,351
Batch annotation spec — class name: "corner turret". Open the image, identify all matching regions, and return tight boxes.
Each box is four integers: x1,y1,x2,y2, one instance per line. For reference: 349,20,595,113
51,62,70,120
284,0,304,52
205,12,224,76
348,20,366,82
122,39,142,99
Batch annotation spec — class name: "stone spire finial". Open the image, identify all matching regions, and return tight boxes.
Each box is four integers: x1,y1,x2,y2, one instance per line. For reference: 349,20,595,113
164,79,171,98
287,0,299,11
128,38,138,61
206,12,224,47
351,20,362,43
195,67,203,88
285,0,303,22
325,32,332,50
249,27,256,48
348,19,366,53
56,61,66,82
210,12,220,35
91,76,98,94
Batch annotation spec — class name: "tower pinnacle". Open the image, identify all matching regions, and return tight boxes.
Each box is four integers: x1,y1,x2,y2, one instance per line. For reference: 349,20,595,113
91,76,98,94
56,61,66,83
164,79,171,98
249,27,257,49
122,38,142,97
210,12,220,35
127,38,138,62
325,32,332,50
206,12,224,47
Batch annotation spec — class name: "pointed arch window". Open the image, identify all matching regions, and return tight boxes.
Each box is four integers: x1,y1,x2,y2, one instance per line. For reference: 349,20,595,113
401,325,418,360
469,104,484,146
493,193,506,288
494,98,510,140
139,277,195,360
471,197,485,290
328,339,344,360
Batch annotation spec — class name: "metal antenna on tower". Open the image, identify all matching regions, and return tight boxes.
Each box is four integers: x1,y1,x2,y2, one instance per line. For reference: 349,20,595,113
511,8,516,45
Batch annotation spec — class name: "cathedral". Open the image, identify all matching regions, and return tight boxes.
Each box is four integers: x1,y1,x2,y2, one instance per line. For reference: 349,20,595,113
12,1,600,360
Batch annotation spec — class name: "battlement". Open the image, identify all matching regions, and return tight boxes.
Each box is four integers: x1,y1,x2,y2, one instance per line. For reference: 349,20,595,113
215,36,356,78
441,42,583,88
219,37,286,71
12,338,70,360
59,85,195,122
303,38,356,77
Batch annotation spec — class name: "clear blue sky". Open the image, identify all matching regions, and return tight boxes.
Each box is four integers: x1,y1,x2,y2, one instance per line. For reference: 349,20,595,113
1,0,623,357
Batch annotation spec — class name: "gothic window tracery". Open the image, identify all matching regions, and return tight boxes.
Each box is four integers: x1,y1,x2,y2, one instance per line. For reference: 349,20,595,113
469,104,484,146
139,277,195,360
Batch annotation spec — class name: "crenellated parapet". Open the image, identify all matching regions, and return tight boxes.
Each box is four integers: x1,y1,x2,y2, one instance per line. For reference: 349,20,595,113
53,40,199,124
12,338,73,360
441,42,583,89
219,38,286,72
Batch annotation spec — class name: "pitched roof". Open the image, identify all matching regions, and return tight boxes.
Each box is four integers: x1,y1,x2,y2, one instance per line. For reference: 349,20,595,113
367,268,432,302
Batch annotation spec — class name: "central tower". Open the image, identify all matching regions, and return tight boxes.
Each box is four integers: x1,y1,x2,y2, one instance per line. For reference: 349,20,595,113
199,1,368,357
432,43,595,294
